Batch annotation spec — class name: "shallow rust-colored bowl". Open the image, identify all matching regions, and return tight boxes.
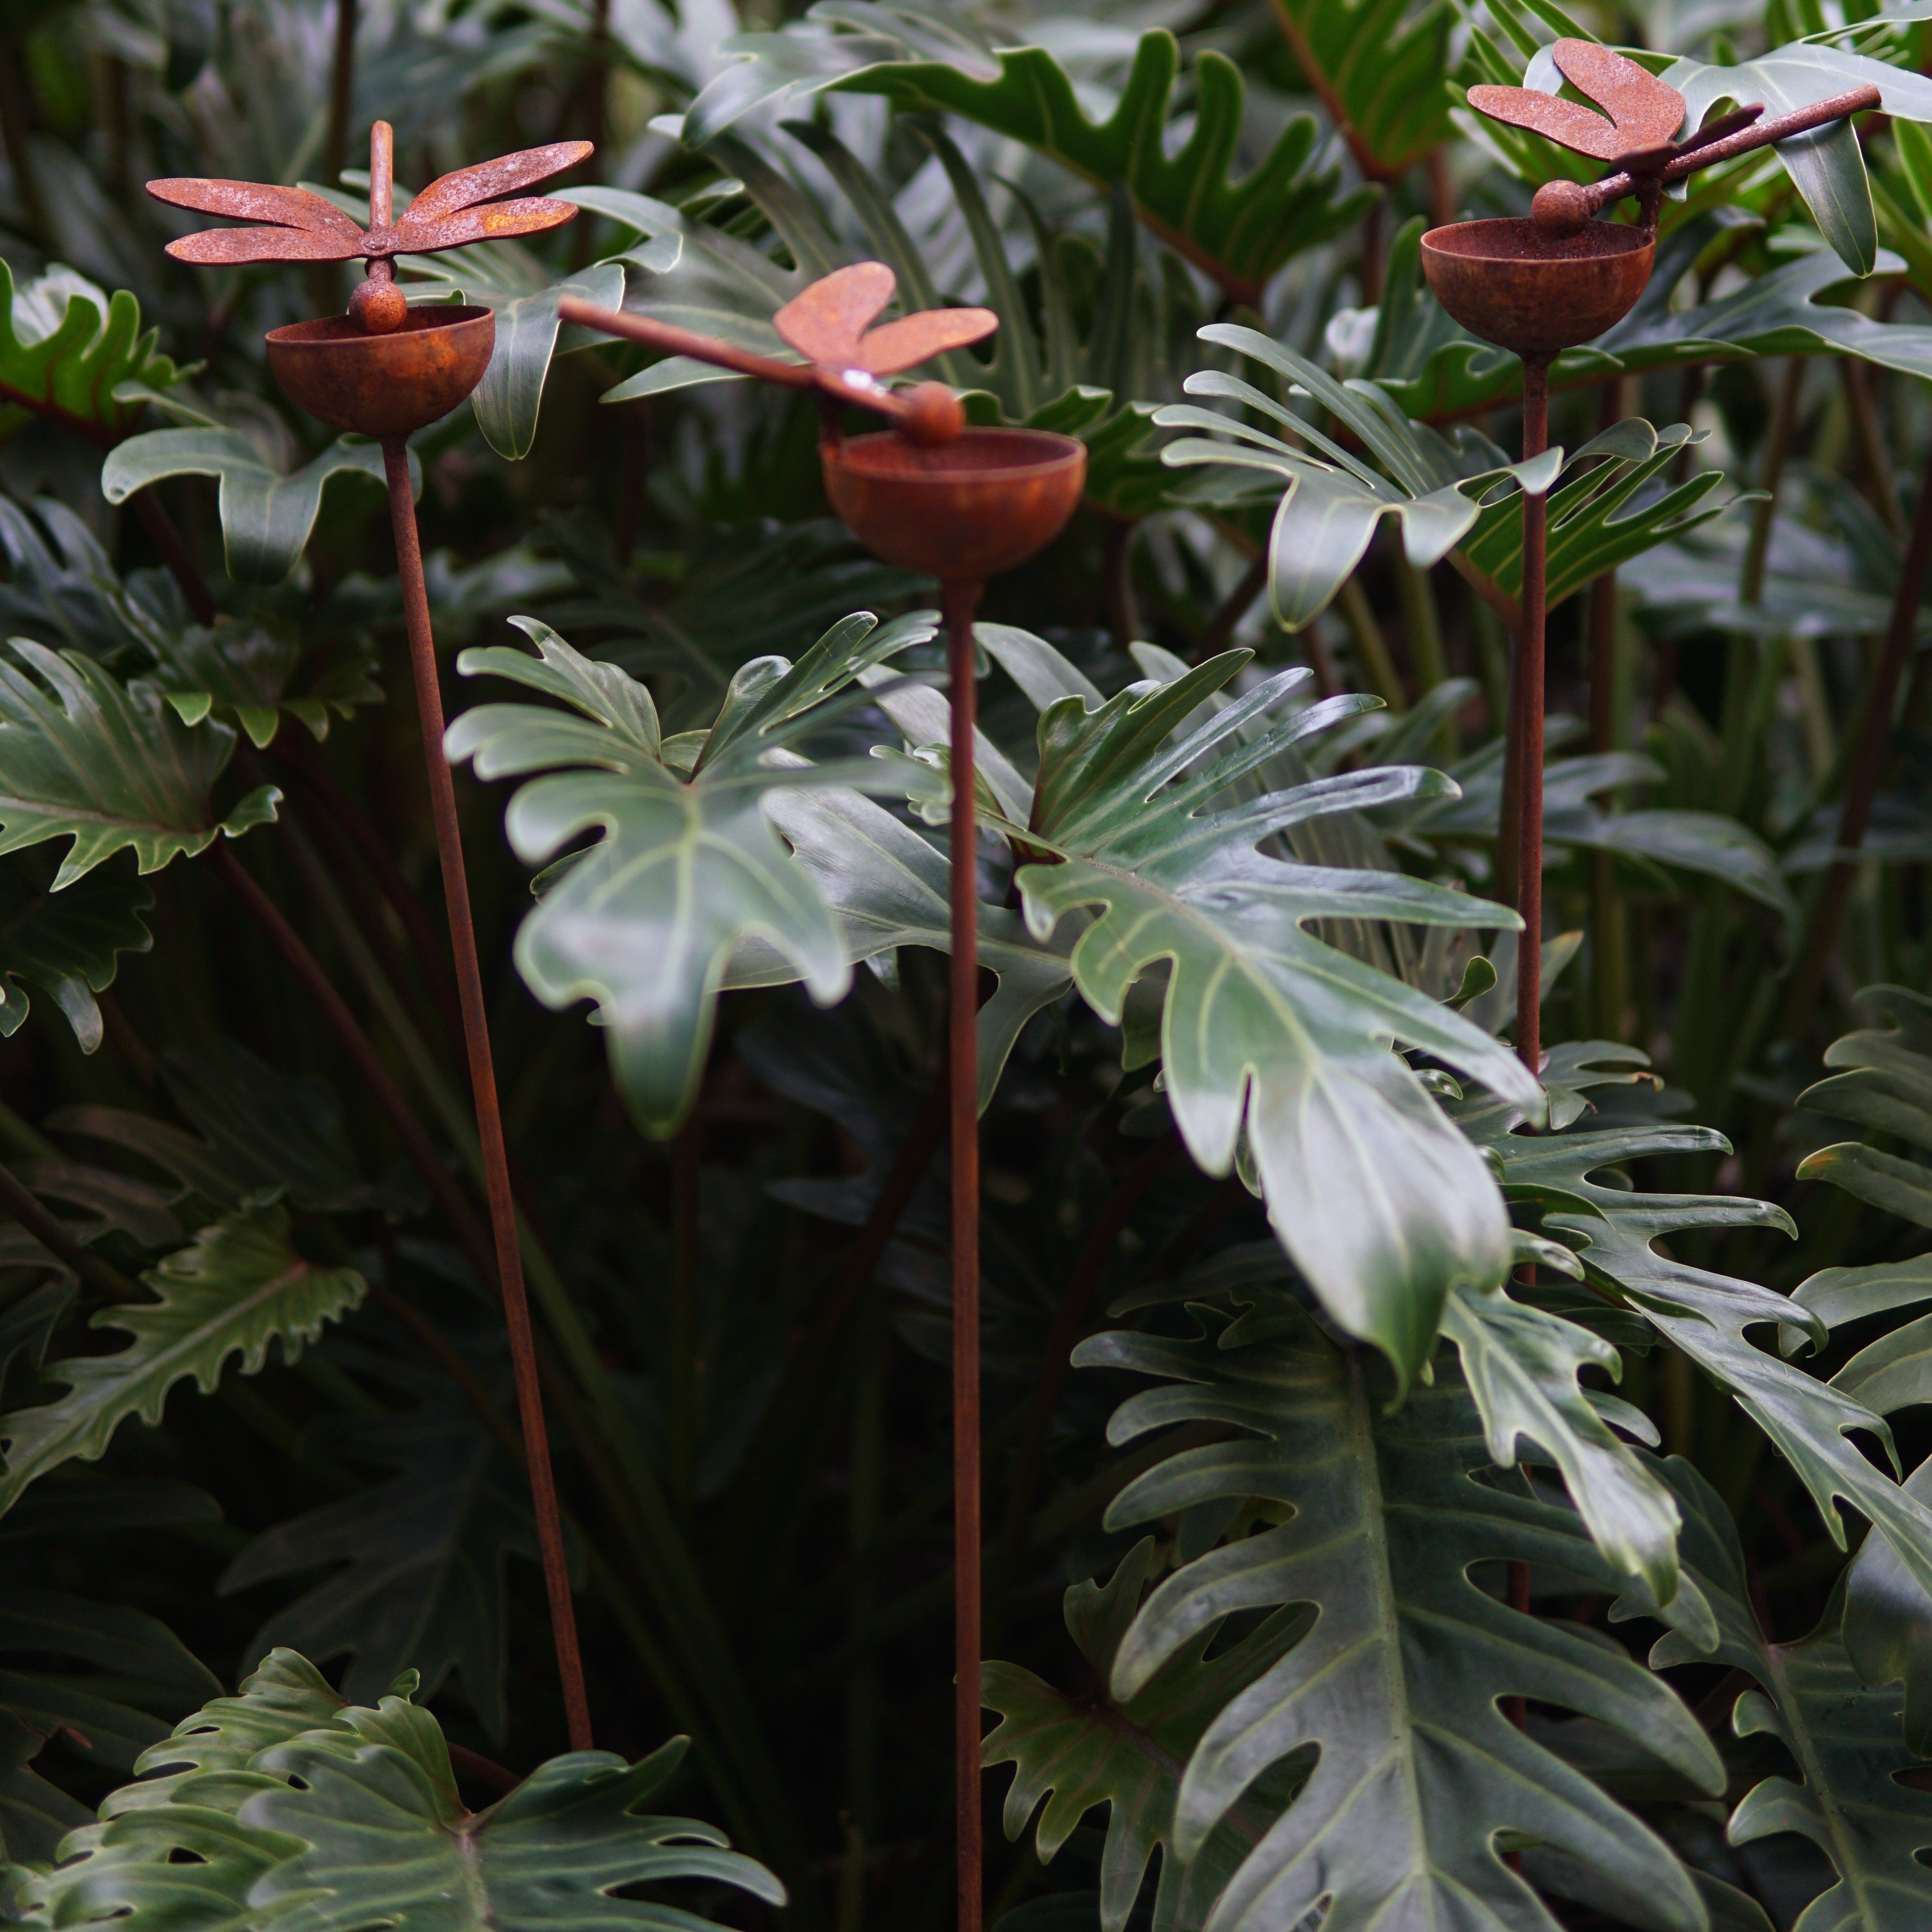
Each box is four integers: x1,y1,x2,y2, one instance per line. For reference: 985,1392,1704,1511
1420,219,1653,356
823,428,1086,581
265,305,495,438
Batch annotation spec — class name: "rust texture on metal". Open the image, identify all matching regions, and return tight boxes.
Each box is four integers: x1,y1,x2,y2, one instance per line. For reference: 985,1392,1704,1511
153,117,596,1749
1419,217,1653,355
1469,39,1685,162
1462,37,1877,244
265,306,496,436
822,428,1087,579
566,258,1083,1932
1530,82,1880,233
560,261,995,446
149,121,590,284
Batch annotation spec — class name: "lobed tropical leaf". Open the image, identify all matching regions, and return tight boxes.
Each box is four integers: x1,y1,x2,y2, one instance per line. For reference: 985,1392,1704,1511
685,14,1371,302
0,643,278,886
1014,649,1541,1386
1069,1294,1722,1932
0,1204,366,1512
0,854,152,1053
447,614,931,1135
0,262,187,447
100,433,409,587
981,1540,1304,1932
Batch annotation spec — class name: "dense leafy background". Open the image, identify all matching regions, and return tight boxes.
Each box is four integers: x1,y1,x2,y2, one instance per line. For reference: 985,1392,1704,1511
11,0,1932,1928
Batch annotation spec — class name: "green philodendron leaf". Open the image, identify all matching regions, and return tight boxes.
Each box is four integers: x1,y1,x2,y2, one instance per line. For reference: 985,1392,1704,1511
145,615,380,749
1469,1086,1932,1640
1388,744,1797,932
396,259,626,462
1648,1458,1932,1932
1660,47,1932,276
1272,0,1453,179
1013,650,1541,1387
100,432,412,586
1440,1279,1689,1607
447,615,930,1136
685,14,1372,302
0,1204,366,1511
0,261,187,445
244,1704,786,1932
0,642,278,886
31,1652,779,1932
219,1375,540,1743
1154,327,1563,633
1070,1296,1721,1932
0,854,152,1052
981,1540,1306,1932
1785,987,1932,1749
1454,419,1734,618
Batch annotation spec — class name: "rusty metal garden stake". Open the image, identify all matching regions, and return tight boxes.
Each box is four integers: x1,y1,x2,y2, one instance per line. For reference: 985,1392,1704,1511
1426,38,1875,1073
566,268,1084,1930
148,120,596,1749
1516,357,1550,1077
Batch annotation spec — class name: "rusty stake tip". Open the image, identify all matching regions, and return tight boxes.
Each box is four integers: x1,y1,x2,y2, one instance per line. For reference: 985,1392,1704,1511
1530,178,1593,238
350,276,409,334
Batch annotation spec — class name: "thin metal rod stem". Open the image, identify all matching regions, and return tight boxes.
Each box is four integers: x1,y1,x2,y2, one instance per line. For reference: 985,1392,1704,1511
556,298,924,434
944,576,983,1932
1782,437,1932,1036
1516,357,1550,1080
380,437,592,1753
1580,84,1878,221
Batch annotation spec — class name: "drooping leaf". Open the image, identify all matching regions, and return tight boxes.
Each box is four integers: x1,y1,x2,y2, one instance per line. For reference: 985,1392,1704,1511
1069,1294,1721,1932
1013,650,1542,1387
684,15,1372,302
981,1539,1305,1932
0,852,152,1053
0,1204,367,1511
398,259,626,463
99,432,407,586
143,614,380,748
447,615,928,1135
1660,47,1932,275
0,261,187,446
0,643,278,885
1649,1458,1932,1932
1154,327,1563,632
1467,1077,1932,1628
243,1704,786,1932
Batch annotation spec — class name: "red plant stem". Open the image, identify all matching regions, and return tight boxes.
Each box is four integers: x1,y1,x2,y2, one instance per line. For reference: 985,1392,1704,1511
944,575,984,1932
130,494,217,625
1782,437,1932,1036
1515,357,1550,1081
380,437,592,1754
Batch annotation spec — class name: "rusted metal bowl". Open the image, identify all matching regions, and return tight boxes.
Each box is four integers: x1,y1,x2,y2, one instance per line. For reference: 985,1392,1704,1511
265,305,495,438
1420,218,1653,356
822,428,1086,581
